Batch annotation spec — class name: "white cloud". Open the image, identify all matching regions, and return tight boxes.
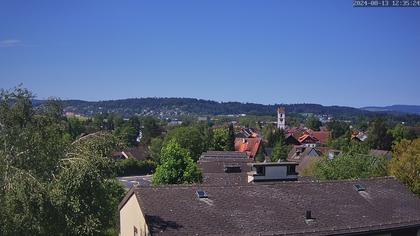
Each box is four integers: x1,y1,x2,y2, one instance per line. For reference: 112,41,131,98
0,39,23,48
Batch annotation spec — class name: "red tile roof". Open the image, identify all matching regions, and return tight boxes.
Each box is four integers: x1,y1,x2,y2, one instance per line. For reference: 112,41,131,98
234,138,262,158
310,131,331,144
298,134,319,144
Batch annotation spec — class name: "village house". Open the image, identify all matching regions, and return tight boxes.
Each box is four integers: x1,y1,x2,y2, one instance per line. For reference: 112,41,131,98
234,137,262,158
352,131,368,142
247,162,298,182
119,177,420,236
298,134,320,147
197,151,253,185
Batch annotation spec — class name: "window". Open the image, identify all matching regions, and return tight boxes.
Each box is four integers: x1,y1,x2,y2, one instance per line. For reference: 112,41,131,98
196,190,208,198
255,166,265,176
224,165,241,173
134,226,138,236
287,165,297,175
354,184,366,191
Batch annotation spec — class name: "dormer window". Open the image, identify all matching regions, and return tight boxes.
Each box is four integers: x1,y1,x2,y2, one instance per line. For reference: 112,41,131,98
255,166,265,176
287,165,297,175
224,166,241,173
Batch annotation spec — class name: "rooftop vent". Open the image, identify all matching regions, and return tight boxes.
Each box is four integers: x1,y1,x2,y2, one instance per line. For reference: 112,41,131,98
354,184,366,192
196,190,208,199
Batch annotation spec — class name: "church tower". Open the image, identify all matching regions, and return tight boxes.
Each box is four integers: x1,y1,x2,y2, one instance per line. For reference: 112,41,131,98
277,107,285,129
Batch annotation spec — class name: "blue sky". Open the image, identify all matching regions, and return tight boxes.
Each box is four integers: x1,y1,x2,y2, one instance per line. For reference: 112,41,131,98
1,0,419,107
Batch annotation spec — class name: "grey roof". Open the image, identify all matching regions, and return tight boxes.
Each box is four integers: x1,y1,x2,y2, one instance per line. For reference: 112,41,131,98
198,158,253,174
198,151,253,186
124,177,420,235
369,149,392,160
200,151,249,159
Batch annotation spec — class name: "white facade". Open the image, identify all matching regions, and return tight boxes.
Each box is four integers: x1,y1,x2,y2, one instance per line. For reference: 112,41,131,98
277,107,286,129
248,163,298,182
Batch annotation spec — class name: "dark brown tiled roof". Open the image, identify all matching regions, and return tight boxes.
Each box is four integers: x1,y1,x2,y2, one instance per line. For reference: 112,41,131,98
198,151,254,186
198,158,253,174
200,151,248,159
129,177,420,235
201,173,249,186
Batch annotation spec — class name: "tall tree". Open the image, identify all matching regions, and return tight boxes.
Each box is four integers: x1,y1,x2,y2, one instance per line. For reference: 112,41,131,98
389,124,417,143
327,120,350,139
305,116,322,131
153,140,202,185
389,139,420,196
267,128,286,148
114,124,138,147
313,153,388,180
149,137,163,163
0,87,124,235
140,116,161,145
367,118,394,150
271,141,289,162
164,126,206,161
227,123,235,151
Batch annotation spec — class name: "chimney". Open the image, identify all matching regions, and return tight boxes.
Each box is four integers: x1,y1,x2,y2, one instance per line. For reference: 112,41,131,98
305,210,312,220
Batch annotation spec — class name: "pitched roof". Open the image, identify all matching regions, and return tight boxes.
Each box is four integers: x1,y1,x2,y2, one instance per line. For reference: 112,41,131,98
309,131,331,145
298,134,319,144
369,149,392,160
234,138,262,158
285,134,301,145
198,151,254,186
200,151,248,159
125,177,420,235
198,157,253,174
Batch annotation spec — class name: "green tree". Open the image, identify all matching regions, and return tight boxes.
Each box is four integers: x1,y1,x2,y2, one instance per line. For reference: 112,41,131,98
67,117,86,140
328,131,369,155
285,116,300,127
389,124,416,143
149,137,164,163
327,120,349,139
227,123,235,151
128,116,141,133
153,140,202,185
313,153,388,180
114,124,138,147
367,118,394,150
213,127,230,151
116,159,156,176
140,116,161,145
267,128,286,148
271,141,290,162
305,116,322,131
389,139,420,195
164,126,206,161
193,123,214,151
0,87,124,235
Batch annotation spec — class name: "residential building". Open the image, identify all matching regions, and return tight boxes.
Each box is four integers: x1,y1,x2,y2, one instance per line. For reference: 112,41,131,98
119,177,420,236
298,134,319,147
285,133,301,145
198,151,253,186
247,162,298,182
288,146,323,173
234,137,262,158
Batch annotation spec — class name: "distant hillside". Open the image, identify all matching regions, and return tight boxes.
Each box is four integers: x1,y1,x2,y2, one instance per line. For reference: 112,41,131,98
362,105,420,115
46,97,373,118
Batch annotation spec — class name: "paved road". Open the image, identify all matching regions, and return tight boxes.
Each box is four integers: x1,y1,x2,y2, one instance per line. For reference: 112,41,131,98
117,175,153,189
